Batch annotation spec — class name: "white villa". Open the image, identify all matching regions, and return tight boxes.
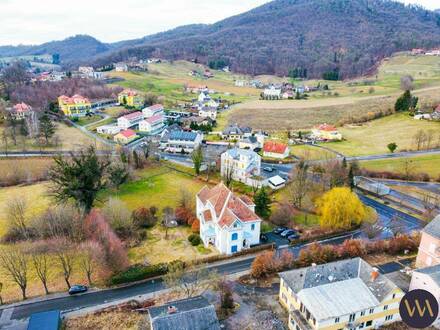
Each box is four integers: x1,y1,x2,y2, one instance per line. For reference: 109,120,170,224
220,148,261,184
196,182,261,255
198,92,219,108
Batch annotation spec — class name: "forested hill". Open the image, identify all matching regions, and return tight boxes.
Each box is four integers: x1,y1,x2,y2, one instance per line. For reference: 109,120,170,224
3,0,440,78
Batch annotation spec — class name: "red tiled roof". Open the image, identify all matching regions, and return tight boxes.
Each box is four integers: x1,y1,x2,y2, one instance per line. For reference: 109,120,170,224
119,129,136,138
13,102,31,113
145,114,163,124
59,94,90,104
148,104,164,111
120,89,138,96
197,182,260,228
122,111,143,120
263,141,288,154
316,124,337,132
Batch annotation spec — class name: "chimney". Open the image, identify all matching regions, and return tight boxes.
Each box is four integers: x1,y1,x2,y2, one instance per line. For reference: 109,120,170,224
371,268,379,282
167,305,178,314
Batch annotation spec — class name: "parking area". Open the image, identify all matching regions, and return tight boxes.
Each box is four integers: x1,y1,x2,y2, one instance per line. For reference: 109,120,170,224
264,232,290,247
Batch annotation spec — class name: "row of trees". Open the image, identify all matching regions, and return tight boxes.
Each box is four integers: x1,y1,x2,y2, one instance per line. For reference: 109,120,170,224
251,233,420,279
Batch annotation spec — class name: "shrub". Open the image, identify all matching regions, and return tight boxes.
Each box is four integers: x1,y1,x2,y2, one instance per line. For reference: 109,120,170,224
188,234,202,246
110,263,168,285
132,207,158,229
191,219,200,233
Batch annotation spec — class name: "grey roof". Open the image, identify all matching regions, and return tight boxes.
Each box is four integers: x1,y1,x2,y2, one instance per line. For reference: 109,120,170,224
279,258,398,321
241,136,257,144
222,124,252,136
422,215,440,239
169,131,198,141
415,264,440,285
224,147,259,160
148,296,220,330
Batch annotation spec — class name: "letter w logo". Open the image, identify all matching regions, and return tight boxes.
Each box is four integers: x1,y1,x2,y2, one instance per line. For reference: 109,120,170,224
404,299,435,318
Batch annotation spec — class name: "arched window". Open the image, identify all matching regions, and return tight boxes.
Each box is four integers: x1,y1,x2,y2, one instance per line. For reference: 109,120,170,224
231,233,238,241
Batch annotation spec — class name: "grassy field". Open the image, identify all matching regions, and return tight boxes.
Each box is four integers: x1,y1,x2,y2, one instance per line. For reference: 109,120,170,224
0,165,214,302
290,144,337,161
323,113,440,156
360,154,440,178
0,122,105,152
222,54,440,131
0,157,53,186
107,61,257,105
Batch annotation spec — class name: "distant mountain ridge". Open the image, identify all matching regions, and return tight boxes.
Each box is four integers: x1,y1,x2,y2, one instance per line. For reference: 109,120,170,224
2,0,440,78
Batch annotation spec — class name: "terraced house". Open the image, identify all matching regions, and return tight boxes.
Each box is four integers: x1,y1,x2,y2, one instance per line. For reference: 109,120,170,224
58,94,92,117
279,258,402,330
118,89,144,108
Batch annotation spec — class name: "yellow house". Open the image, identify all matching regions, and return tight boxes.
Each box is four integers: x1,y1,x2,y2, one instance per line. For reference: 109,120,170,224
311,124,342,141
114,129,138,144
118,89,144,108
279,258,403,330
58,95,92,117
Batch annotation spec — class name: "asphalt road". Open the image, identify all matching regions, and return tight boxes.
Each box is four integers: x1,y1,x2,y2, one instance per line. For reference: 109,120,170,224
8,197,424,321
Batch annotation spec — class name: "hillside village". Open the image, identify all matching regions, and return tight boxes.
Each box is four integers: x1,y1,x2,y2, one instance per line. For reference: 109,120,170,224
1,27,440,330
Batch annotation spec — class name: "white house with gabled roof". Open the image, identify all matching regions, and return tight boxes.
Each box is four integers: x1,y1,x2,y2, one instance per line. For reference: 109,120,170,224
196,182,261,255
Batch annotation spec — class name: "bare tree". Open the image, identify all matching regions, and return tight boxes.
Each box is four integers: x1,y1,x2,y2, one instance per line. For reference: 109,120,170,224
413,129,427,151
162,207,176,239
222,163,234,188
79,241,102,286
400,75,414,91
51,239,74,289
163,262,219,298
30,248,50,295
402,159,416,181
0,249,28,300
289,160,309,209
6,196,29,240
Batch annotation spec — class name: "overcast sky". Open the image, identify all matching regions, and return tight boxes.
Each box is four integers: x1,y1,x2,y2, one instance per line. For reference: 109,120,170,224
0,0,438,46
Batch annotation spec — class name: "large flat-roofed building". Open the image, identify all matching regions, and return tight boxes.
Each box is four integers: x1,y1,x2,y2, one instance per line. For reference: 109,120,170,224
279,258,403,330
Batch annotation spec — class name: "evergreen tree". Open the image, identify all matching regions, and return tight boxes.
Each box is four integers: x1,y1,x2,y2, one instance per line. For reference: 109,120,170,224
254,187,271,219
39,114,56,144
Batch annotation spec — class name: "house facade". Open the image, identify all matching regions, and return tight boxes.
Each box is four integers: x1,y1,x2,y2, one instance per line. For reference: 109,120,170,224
164,131,203,153
114,129,138,144
198,107,217,120
312,124,343,141
416,215,440,268
117,111,144,129
118,89,143,108
263,141,289,159
263,86,281,99
220,148,261,184
279,258,403,330
196,182,261,255
222,124,252,140
139,115,165,135
58,95,92,117
10,103,33,120
143,104,164,118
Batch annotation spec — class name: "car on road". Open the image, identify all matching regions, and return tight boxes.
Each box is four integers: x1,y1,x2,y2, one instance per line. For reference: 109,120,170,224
68,285,88,295
263,166,274,172
273,227,287,234
260,233,268,243
287,233,300,242
280,229,295,238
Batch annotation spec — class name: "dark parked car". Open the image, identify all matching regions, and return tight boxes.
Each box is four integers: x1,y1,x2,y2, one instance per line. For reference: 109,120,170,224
273,227,287,235
68,285,88,295
280,229,295,238
287,233,300,242
260,233,268,243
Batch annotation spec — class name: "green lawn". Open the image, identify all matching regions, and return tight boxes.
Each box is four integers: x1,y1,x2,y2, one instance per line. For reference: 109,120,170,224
360,154,440,178
323,113,440,156
99,166,207,211
290,144,337,160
